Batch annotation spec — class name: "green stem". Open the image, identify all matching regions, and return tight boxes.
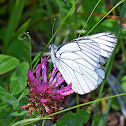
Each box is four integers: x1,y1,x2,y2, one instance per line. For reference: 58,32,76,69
86,0,126,35
42,119,45,126
76,94,79,110
12,93,126,126
32,0,79,69
78,0,102,37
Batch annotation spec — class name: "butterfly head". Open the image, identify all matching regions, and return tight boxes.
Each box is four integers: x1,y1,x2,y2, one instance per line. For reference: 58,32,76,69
49,44,57,51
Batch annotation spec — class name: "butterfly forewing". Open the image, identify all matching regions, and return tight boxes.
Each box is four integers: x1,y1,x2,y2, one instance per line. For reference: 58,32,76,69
55,41,102,94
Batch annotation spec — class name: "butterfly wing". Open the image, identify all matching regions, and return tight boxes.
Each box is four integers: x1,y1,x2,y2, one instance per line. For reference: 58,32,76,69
53,32,117,95
75,32,117,64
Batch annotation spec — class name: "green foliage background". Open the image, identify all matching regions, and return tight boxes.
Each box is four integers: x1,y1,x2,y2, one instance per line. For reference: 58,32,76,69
0,0,126,126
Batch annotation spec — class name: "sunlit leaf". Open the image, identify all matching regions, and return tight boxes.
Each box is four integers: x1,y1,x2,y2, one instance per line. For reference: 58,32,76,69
10,62,29,95
55,0,75,13
0,54,20,75
7,39,31,62
12,111,28,116
0,86,18,109
121,75,126,92
54,109,90,126
0,119,10,126
2,0,26,53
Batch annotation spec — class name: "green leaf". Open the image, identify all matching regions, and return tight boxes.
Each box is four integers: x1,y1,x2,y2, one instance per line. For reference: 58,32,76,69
2,0,26,53
54,109,90,126
81,0,107,33
81,0,106,14
0,119,11,126
55,0,75,13
10,62,29,95
0,54,20,75
121,75,126,92
21,88,29,98
12,111,28,116
18,88,29,103
0,102,8,110
0,28,6,41
0,86,18,109
7,39,31,62
15,18,31,39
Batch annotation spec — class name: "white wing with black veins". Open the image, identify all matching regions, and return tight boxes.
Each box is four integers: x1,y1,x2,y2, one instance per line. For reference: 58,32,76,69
51,32,117,95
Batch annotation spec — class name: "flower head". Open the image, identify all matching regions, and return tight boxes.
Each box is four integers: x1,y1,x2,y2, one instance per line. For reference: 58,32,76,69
22,57,74,115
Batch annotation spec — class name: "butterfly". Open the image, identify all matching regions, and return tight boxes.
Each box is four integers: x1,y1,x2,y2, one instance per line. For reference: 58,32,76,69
49,32,117,95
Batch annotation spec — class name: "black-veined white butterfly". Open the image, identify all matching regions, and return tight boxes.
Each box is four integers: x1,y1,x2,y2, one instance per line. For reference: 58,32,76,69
49,32,117,95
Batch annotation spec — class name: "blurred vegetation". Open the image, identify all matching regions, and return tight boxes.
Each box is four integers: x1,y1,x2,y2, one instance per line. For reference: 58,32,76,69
0,0,126,126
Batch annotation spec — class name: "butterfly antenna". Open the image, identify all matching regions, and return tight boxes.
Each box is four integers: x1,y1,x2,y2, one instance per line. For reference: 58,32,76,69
52,19,56,41
41,43,47,47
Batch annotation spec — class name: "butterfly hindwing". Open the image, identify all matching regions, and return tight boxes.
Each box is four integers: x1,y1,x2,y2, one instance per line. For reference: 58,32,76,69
74,32,117,59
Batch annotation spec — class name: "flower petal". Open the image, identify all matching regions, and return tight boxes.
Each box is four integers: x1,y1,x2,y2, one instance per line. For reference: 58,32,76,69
41,98,50,103
59,85,65,93
41,57,48,83
51,72,62,87
49,68,57,84
27,69,41,87
59,83,75,95
63,83,72,92
47,89,60,94
39,83,47,93
53,77,64,88
51,94,63,100
61,90,75,96
36,64,41,83
33,86,39,93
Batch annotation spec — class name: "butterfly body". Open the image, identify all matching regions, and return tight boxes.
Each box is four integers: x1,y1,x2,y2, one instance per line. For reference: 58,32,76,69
49,32,117,95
